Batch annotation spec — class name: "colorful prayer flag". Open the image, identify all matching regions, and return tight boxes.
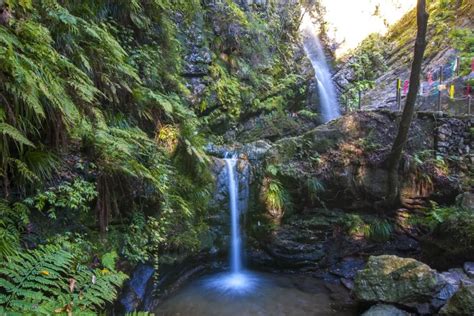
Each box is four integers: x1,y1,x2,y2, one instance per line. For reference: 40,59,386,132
403,80,409,95
449,85,455,99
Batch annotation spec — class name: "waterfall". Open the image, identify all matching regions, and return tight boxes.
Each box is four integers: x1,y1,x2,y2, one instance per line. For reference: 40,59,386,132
300,12,340,123
224,155,242,273
205,153,258,293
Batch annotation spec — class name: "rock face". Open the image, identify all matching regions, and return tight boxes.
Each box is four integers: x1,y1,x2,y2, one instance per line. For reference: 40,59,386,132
118,264,155,313
456,192,474,211
439,284,474,315
435,118,472,158
354,256,445,306
361,304,411,316
264,111,471,211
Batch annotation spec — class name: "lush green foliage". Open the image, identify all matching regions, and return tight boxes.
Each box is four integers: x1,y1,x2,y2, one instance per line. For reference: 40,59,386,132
197,0,305,129
0,0,213,253
24,180,97,220
0,0,217,312
0,200,28,260
450,27,474,76
0,244,127,314
342,214,394,242
260,164,292,222
339,34,388,110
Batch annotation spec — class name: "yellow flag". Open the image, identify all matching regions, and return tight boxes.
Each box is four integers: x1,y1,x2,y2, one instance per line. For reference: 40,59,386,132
449,85,455,99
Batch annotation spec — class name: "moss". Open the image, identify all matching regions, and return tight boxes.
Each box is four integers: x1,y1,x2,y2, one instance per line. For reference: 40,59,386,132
440,285,474,315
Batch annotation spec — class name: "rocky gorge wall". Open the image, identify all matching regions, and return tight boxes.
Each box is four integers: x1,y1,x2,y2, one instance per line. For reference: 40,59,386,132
203,110,473,271
264,111,472,212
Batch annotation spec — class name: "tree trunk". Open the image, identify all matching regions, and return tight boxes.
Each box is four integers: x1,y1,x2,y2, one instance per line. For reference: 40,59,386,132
385,0,429,208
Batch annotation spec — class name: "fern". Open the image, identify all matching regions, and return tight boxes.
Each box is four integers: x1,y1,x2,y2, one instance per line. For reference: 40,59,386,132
0,245,127,314
0,200,29,260
0,123,35,148
306,177,325,205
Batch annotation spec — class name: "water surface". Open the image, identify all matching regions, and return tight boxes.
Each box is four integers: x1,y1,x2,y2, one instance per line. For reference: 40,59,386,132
155,272,353,316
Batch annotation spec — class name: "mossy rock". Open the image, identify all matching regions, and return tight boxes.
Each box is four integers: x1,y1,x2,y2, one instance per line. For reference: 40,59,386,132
271,137,301,163
354,255,445,305
301,125,344,153
439,285,474,315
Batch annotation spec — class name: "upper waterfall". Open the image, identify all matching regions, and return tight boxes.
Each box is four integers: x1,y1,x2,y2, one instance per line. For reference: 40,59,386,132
300,12,340,123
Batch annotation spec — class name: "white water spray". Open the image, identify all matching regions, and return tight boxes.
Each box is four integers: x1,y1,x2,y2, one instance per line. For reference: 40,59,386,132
300,12,340,122
205,154,257,294
224,155,242,273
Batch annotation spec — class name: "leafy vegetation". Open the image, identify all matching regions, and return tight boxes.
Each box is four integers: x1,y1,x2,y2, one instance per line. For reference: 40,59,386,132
260,164,292,223
342,214,394,242
0,0,470,313
0,244,127,314
339,34,388,110
0,0,218,312
0,0,307,311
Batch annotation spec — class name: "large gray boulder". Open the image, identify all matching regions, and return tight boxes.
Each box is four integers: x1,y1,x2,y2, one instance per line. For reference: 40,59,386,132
354,255,445,306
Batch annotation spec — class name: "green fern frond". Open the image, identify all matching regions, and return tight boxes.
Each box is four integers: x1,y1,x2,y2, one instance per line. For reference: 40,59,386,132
0,123,35,148
0,245,127,314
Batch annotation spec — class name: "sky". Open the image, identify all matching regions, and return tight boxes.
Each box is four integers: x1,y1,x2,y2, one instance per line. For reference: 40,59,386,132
320,0,417,57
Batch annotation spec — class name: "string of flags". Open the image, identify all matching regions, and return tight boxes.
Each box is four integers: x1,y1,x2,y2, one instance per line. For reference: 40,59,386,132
395,56,474,100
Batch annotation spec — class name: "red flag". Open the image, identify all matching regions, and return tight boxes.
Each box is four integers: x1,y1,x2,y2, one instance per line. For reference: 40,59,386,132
403,80,409,95
427,72,433,85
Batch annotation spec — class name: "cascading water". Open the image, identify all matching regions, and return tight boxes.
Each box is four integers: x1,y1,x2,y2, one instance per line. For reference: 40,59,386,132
204,153,257,293
225,155,242,274
300,12,340,123
155,154,352,315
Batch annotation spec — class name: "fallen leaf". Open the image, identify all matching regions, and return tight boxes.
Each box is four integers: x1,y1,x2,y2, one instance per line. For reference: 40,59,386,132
68,278,76,293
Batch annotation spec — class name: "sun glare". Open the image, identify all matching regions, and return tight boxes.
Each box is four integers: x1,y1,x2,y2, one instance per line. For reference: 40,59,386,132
320,0,417,57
